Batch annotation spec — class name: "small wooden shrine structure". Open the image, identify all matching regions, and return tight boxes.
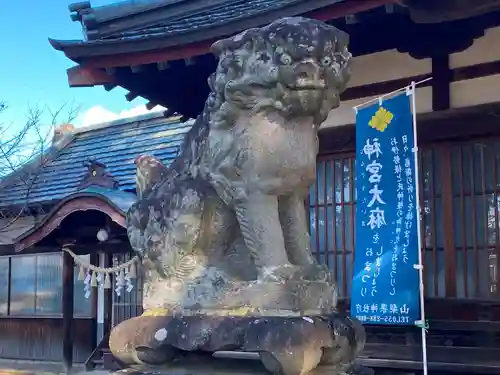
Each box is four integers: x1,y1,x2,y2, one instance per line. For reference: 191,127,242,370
0,113,191,371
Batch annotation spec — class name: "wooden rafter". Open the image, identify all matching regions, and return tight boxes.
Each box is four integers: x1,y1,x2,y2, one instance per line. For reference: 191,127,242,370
125,91,139,101
309,0,396,21
67,65,115,87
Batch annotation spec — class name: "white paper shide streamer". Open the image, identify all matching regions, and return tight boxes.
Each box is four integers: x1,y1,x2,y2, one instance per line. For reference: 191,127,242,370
63,247,138,298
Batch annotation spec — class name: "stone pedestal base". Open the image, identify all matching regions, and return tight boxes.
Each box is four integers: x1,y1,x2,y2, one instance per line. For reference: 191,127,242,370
110,353,374,375
109,312,366,375
143,265,337,316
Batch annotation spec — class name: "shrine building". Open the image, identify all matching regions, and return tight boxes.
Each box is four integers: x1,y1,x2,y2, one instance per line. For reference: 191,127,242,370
1,0,500,373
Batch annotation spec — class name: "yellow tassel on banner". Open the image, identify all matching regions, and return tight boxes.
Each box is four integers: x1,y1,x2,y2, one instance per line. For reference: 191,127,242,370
91,272,98,287
104,273,112,289
78,265,86,281
128,262,137,279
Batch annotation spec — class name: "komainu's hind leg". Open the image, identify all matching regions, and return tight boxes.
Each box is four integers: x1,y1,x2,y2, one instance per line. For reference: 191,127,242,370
278,192,316,266
197,195,257,280
234,193,290,278
278,192,330,282
197,195,239,263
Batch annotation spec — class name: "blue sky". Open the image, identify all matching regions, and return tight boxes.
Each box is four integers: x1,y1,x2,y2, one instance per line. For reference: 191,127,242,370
0,0,156,131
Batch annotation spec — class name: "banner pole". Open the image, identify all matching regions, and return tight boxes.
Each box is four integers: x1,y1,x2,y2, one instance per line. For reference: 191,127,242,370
353,77,432,112
410,80,428,375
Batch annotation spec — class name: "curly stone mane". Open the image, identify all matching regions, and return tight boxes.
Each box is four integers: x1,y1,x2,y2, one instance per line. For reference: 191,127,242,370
143,18,351,208
207,17,351,129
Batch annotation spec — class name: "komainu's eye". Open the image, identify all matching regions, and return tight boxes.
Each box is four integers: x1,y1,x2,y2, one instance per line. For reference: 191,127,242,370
321,56,333,66
280,53,292,65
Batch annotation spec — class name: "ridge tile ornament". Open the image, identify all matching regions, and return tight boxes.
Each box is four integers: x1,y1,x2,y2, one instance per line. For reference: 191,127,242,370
78,157,119,190
109,17,368,375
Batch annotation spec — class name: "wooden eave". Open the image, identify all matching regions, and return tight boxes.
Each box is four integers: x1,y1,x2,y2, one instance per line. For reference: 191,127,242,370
66,65,117,87
401,0,500,23
50,0,394,63
56,0,395,93
14,191,133,252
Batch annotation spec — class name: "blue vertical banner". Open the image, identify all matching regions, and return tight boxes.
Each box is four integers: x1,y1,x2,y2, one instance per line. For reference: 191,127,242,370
351,92,420,326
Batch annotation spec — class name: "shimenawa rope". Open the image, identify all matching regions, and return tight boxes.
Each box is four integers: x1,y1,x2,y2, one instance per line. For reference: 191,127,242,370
62,247,139,273
62,247,139,289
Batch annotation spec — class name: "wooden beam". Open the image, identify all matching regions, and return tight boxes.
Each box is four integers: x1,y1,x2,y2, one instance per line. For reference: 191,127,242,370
62,250,75,373
343,57,500,103
384,3,396,13
342,73,433,101
82,41,214,69
104,84,116,91
67,65,115,87
431,54,451,111
130,65,143,73
308,0,396,21
344,14,358,24
6,257,11,315
90,252,99,353
103,252,113,335
453,59,500,81
157,61,171,70
440,147,457,298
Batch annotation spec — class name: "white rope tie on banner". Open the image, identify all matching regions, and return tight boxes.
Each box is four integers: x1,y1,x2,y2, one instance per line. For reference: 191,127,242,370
353,76,433,114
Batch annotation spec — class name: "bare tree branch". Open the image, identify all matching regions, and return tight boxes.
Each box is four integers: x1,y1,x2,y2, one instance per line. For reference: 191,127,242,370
0,101,81,234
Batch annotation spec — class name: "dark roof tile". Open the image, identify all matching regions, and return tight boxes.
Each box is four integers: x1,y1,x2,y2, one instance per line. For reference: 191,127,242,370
51,0,347,57
107,0,301,40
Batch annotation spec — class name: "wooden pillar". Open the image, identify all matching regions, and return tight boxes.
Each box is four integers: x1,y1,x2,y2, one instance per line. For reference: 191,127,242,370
431,54,451,111
104,252,113,334
440,147,457,298
90,252,99,351
62,250,75,373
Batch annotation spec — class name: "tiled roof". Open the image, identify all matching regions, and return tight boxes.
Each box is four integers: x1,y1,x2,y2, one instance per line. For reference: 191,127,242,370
0,113,192,208
71,0,342,41
95,0,336,40
51,0,347,57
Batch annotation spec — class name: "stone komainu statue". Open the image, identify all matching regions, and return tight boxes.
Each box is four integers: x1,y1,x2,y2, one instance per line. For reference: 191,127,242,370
110,17,367,375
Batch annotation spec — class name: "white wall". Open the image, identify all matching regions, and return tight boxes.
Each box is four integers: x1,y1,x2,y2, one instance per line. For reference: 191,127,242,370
0,216,43,246
450,26,500,109
321,26,500,129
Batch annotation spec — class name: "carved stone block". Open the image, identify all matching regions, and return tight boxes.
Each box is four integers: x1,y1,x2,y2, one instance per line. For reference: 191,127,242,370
109,313,366,375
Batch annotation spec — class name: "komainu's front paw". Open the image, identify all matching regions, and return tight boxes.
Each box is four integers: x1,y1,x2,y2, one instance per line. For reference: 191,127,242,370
301,263,332,283
259,264,297,282
259,263,331,283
